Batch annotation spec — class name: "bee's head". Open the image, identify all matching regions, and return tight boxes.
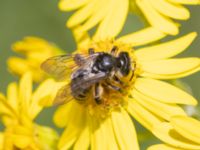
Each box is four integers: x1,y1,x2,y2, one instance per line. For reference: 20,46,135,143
94,53,116,72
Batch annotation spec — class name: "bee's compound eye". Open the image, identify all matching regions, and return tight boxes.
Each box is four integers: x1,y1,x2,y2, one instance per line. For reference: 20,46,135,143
117,52,130,76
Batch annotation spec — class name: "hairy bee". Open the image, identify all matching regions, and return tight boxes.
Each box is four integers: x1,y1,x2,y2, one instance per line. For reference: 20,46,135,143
41,47,135,105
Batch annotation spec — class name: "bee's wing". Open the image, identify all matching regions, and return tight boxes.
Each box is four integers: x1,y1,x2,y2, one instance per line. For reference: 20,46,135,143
41,54,97,81
72,72,107,91
53,84,74,106
41,54,78,81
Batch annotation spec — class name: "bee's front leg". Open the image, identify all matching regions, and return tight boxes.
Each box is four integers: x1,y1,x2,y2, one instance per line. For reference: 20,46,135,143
129,63,136,81
113,75,124,85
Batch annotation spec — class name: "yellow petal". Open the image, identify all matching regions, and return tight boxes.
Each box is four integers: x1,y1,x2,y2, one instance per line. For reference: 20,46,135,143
135,32,197,61
67,0,99,28
0,132,4,149
30,79,58,119
38,82,65,107
59,127,80,150
35,125,59,150
90,117,119,150
20,113,33,129
78,0,110,32
94,0,129,39
140,58,200,79
53,101,74,128
59,0,90,11
73,125,90,150
90,116,108,150
111,109,139,150
58,103,85,150
12,135,32,149
136,0,179,35
0,94,16,118
149,0,190,20
7,57,30,75
132,89,187,121
140,65,200,80
19,73,32,113
127,99,162,131
104,118,119,150
171,116,200,144
134,78,197,105
117,27,166,47
13,125,32,136
168,0,200,5
7,82,18,111
72,26,91,49
148,144,184,150
12,36,52,53
9,56,46,82
152,122,200,149
3,130,14,149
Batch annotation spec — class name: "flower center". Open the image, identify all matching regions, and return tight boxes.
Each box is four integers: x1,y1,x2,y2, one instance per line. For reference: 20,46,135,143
74,40,139,117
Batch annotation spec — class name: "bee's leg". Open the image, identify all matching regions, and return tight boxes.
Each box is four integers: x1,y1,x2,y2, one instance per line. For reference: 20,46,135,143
88,48,95,55
113,75,124,85
129,63,136,81
94,83,103,104
104,82,122,92
129,69,135,81
110,46,118,55
74,54,86,66
107,75,124,86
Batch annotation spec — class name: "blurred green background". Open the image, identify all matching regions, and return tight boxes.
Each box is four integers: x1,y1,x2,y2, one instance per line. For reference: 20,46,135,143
0,0,199,149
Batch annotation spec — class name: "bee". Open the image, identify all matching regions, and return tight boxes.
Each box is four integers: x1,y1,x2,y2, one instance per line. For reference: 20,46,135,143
41,46,135,105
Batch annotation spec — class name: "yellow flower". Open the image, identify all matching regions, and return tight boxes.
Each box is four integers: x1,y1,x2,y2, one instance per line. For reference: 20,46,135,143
53,32,200,149
0,73,60,149
7,37,64,82
132,0,200,35
148,116,200,150
58,0,199,38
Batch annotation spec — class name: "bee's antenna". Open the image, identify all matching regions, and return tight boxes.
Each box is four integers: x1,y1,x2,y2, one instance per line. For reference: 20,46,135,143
110,46,118,55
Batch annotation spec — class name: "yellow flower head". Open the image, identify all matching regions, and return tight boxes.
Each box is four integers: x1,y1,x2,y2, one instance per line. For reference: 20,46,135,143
51,32,200,149
0,73,60,149
148,116,200,150
58,0,200,38
7,37,64,82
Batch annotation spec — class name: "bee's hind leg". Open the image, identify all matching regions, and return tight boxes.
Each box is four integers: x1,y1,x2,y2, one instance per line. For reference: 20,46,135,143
94,83,103,104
